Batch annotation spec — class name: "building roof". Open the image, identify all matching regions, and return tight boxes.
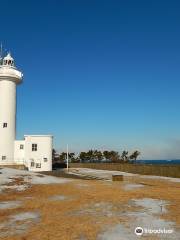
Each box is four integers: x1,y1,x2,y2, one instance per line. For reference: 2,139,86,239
24,135,53,138
3,52,14,61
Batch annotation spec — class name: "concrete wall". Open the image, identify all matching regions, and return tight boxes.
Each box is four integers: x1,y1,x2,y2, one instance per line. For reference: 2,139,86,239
14,140,25,164
0,164,27,170
69,163,180,178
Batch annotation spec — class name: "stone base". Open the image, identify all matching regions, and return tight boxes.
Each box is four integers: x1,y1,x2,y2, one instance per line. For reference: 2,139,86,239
112,175,123,181
0,164,26,170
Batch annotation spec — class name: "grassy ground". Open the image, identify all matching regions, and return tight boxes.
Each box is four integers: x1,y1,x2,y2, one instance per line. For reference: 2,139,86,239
0,170,180,240
69,163,180,178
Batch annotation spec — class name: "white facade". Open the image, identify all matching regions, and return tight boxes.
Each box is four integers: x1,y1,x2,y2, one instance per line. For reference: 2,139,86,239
24,135,53,171
14,135,53,171
0,52,53,171
14,140,25,164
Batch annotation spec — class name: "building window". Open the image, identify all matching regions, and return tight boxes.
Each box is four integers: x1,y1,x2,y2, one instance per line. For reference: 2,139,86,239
36,163,41,168
20,144,24,150
2,156,6,160
44,158,48,162
31,161,35,167
3,123,7,128
32,144,37,151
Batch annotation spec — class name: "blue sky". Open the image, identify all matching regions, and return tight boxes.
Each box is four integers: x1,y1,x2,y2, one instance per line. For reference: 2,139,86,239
1,0,180,159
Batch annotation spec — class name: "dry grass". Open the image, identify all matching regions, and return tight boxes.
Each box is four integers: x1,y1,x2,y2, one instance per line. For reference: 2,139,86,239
70,163,180,178
0,175,180,240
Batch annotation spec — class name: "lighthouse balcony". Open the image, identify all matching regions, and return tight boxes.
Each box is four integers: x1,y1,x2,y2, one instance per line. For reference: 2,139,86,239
0,67,23,83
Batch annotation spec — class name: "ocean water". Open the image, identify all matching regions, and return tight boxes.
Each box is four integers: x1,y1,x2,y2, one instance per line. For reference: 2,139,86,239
136,160,180,165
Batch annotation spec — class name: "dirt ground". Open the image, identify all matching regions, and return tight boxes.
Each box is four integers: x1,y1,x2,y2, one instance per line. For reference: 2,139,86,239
0,169,180,240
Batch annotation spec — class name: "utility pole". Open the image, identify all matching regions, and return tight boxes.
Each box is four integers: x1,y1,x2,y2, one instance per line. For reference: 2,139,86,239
0,43,3,65
66,144,69,171
0,43,2,57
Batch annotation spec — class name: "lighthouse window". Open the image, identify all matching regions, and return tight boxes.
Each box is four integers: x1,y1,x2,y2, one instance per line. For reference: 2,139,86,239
20,144,24,150
44,158,48,162
32,144,37,151
2,156,6,160
3,123,7,128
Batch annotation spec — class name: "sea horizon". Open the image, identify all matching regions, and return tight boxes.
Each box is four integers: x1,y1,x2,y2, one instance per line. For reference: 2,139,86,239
137,159,180,164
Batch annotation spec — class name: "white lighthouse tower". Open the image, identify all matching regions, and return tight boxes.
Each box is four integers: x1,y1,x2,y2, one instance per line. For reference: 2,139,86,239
0,52,23,164
0,49,53,171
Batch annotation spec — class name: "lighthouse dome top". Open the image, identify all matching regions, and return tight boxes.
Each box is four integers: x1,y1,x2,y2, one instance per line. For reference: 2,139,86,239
0,51,23,84
3,52,15,67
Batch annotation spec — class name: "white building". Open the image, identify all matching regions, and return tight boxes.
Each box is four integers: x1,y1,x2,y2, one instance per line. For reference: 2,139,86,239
0,52,53,171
